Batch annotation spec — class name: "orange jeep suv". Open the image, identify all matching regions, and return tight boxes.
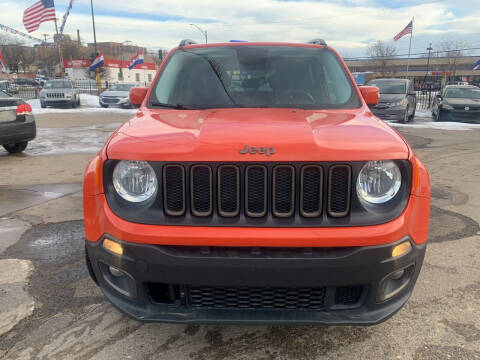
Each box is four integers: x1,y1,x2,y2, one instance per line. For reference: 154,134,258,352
83,39,430,325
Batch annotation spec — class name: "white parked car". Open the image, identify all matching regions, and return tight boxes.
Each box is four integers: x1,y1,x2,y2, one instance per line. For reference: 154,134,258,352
40,79,80,108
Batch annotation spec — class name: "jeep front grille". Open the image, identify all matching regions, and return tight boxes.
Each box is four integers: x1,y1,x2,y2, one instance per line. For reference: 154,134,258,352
160,163,351,220
46,92,65,98
105,160,412,227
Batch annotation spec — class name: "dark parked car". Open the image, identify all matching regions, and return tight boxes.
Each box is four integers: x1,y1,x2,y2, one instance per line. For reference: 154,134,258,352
0,90,36,154
432,85,480,122
366,78,416,123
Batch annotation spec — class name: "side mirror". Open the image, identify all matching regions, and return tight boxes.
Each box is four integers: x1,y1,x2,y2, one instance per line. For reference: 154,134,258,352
359,86,379,106
129,87,148,107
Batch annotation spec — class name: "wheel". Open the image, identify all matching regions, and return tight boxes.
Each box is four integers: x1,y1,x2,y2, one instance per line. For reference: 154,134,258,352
71,100,77,108
3,141,28,154
101,104,108,108
41,102,46,109
400,107,409,123
408,106,416,121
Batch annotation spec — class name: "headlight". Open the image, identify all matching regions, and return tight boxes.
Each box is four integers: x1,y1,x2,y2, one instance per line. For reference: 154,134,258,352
396,98,407,106
356,161,401,204
113,161,157,202
442,103,454,110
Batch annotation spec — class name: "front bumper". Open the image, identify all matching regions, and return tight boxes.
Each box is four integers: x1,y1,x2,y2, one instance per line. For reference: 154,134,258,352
371,107,406,121
0,116,36,145
86,235,426,325
438,109,480,123
100,97,130,107
42,98,73,106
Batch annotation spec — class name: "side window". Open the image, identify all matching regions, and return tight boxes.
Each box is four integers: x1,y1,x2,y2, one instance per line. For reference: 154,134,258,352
148,74,152,82
135,73,140,82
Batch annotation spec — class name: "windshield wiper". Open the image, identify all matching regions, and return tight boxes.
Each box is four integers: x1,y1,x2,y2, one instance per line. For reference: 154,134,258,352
150,101,200,110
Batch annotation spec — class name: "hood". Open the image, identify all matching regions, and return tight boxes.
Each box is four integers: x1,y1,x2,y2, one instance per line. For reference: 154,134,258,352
444,97,480,107
378,94,405,103
107,108,409,162
101,90,129,97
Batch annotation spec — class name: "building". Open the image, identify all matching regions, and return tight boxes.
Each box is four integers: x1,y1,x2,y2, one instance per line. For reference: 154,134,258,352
345,56,480,87
87,42,153,61
64,58,157,85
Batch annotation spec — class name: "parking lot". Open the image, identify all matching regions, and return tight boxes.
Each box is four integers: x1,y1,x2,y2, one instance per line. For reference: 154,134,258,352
1,109,480,359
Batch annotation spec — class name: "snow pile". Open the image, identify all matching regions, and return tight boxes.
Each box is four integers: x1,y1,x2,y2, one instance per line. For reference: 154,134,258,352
388,120,480,131
28,94,137,115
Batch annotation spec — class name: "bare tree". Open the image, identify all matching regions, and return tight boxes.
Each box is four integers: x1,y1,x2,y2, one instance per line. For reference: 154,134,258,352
366,41,397,77
435,38,470,81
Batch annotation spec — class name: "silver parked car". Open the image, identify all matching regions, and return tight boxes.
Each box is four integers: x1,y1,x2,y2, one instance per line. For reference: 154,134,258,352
99,83,139,108
40,79,80,108
366,78,416,123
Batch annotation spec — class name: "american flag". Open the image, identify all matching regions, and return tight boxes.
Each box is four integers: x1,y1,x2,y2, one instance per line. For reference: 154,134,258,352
393,20,413,42
23,0,56,33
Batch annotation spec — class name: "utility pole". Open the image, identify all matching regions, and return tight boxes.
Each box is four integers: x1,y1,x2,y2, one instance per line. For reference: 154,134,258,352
54,18,64,77
77,29,81,48
422,43,433,88
90,0,101,95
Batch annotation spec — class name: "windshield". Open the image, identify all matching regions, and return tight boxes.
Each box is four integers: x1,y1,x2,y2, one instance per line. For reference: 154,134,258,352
150,46,360,109
444,87,480,99
109,84,135,91
366,80,406,94
44,81,72,89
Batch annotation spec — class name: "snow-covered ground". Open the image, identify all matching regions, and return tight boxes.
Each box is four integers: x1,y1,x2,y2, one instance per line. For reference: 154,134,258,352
387,110,480,131
28,94,137,115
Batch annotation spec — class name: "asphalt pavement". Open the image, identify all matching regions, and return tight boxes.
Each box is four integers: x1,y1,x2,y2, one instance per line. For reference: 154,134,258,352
0,111,479,360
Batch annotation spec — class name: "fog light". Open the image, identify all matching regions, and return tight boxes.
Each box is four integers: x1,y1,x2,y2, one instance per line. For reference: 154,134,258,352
392,241,411,258
109,266,124,277
388,269,405,280
103,238,123,255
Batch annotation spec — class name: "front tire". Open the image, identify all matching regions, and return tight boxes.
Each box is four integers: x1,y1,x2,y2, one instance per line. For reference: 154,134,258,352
409,105,416,121
41,101,46,109
400,108,409,123
100,104,108,108
3,141,28,154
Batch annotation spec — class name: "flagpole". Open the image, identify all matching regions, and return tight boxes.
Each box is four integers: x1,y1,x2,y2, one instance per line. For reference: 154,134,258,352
405,17,414,79
90,0,101,95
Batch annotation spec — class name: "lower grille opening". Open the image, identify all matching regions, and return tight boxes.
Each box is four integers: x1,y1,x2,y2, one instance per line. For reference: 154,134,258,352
147,283,366,310
335,286,363,306
148,283,180,304
187,286,326,310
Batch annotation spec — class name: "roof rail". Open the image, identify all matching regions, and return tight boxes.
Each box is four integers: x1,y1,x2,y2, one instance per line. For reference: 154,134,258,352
179,39,197,48
307,39,327,46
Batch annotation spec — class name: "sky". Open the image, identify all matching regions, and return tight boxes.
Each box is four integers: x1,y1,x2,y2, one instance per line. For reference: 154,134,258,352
1,0,479,58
